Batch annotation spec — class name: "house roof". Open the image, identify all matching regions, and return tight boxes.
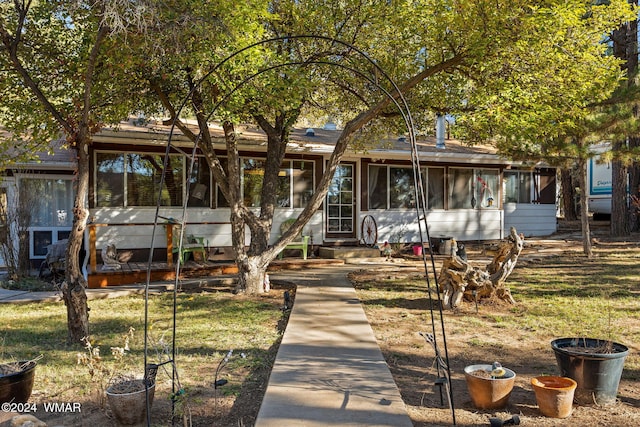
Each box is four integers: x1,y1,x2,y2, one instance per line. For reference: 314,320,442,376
4,138,77,171
95,118,515,166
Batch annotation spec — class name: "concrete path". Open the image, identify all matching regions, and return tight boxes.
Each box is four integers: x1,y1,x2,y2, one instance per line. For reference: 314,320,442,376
0,283,178,304
256,265,413,427
1,263,415,426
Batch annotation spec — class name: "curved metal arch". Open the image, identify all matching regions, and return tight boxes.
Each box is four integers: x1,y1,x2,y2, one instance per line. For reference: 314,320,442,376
169,35,415,146
142,35,455,425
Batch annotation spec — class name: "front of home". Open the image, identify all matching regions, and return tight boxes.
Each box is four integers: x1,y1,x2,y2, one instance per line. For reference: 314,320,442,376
1,118,557,270
0,143,77,269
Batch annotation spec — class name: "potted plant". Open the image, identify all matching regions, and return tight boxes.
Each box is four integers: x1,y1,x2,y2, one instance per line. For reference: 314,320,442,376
464,363,516,410
0,359,38,404
551,337,629,406
105,366,157,426
76,327,159,424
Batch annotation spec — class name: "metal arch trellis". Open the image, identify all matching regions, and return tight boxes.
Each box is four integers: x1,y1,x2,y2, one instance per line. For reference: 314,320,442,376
141,35,456,425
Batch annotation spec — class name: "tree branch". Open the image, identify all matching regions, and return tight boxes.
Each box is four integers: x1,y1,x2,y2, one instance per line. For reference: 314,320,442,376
0,2,73,136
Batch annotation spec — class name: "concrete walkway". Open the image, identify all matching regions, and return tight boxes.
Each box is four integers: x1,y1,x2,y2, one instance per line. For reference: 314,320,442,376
256,265,413,427
1,263,414,426
0,284,170,304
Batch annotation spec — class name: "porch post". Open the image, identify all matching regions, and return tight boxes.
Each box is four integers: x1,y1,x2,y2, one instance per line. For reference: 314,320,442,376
166,224,173,265
89,224,97,273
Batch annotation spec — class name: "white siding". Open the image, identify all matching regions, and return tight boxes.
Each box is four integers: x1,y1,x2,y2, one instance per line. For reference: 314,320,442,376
364,209,504,244
90,208,325,249
0,179,16,268
503,203,557,237
272,211,324,244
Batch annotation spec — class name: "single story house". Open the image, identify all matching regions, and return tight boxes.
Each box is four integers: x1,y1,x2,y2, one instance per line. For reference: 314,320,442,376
1,118,557,269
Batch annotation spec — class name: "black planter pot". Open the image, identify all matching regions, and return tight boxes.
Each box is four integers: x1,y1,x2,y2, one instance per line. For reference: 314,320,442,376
551,338,629,406
0,361,37,404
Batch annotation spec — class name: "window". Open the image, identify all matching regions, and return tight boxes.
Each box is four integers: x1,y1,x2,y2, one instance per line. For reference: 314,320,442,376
127,154,183,206
33,230,52,257
96,153,125,207
241,158,269,207
18,177,74,258
449,168,474,209
389,167,415,208
449,168,499,209
221,158,314,208
188,157,211,208
504,171,532,204
95,152,184,207
537,169,556,204
0,188,7,244
368,165,388,209
96,151,315,209
368,165,444,209
215,157,229,208
504,169,556,204
476,170,499,208
292,161,313,208
426,167,445,209
20,178,74,226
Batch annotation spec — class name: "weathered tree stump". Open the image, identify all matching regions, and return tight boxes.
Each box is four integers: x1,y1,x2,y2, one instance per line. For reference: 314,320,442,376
438,227,523,309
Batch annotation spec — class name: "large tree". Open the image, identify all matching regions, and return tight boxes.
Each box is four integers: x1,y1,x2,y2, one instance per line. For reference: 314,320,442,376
126,0,514,292
131,0,636,289
0,0,144,343
453,0,637,257
610,0,640,235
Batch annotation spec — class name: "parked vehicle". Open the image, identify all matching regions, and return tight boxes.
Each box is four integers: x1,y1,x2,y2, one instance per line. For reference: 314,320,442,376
587,143,612,218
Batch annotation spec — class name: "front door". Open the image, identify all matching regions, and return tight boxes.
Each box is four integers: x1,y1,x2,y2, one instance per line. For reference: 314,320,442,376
325,163,356,240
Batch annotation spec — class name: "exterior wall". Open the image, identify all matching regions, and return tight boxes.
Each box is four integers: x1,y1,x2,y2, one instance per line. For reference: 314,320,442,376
0,178,16,268
369,209,504,245
91,205,548,252
91,207,326,251
503,203,557,237
272,211,324,245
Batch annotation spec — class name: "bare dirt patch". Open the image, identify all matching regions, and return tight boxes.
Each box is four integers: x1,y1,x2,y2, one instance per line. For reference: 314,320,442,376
350,229,640,427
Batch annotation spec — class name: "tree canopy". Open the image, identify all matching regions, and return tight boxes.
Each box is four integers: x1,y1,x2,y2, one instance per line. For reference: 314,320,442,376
2,0,637,297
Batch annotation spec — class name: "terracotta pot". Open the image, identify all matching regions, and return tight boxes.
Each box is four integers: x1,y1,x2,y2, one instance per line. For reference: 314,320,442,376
531,376,576,418
106,380,155,425
0,361,37,404
464,364,516,410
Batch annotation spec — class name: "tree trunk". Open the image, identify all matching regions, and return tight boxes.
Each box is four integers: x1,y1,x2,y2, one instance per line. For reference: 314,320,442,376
628,3,639,231
438,227,523,309
611,155,628,236
560,168,578,221
577,157,593,258
629,138,640,231
179,49,467,296
237,254,270,294
612,4,637,234
62,142,90,344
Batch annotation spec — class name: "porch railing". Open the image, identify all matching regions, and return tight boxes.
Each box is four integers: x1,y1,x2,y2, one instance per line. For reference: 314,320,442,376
87,221,231,274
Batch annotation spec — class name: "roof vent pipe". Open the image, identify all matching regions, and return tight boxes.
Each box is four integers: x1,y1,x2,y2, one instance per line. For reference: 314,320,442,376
436,114,446,149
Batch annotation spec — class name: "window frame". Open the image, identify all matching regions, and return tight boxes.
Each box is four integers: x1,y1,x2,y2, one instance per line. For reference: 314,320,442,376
504,170,533,204
94,150,195,208
448,167,501,210
15,174,74,259
216,156,316,209
367,164,445,210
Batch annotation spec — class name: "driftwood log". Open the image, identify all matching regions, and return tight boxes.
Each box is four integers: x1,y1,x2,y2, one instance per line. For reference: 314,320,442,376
438,227,524,309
